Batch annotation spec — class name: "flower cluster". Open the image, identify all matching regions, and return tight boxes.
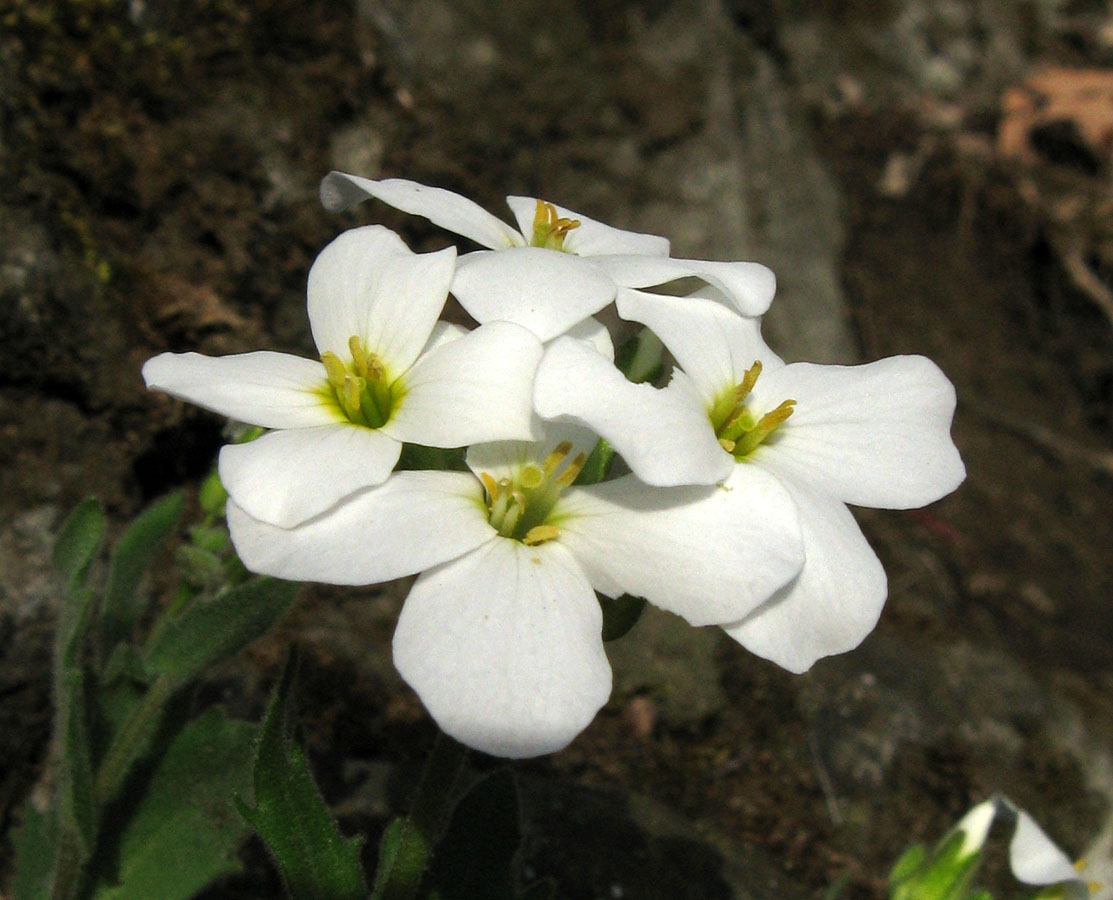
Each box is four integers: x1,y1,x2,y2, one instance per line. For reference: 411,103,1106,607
143,173,965,758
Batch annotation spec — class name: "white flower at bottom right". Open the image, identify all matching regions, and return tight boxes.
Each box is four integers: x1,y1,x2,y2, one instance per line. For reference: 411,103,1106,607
610,287,967,673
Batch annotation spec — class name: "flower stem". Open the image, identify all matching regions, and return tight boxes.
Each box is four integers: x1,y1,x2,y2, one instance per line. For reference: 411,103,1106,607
376,731,468,900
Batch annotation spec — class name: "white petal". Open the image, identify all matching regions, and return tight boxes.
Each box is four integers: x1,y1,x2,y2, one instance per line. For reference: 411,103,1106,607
751,355,966,509
465,421,601,484
504,195,670,257
382,321,542,447
393,538,611,758
452,248,616,341
561,316,615,361
1010,810,1086,891
556,465,805,626
597,256,777,316
616,288,784,404
320,172,524,250
421,320,470,354
218,425,401,528
534,337,733,486
723,480,887,673
307,226,455,371
226,470,494,585
142,351,338,429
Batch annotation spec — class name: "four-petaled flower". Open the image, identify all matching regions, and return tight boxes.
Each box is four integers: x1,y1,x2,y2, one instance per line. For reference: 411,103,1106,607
143,225,542,528
320,172,779,340
225,423,805,757
531,285,966,672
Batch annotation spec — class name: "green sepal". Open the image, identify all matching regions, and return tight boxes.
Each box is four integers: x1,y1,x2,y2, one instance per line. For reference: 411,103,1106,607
90,706,256,900
237,650,367,900
574,439,615,487
425,770,520,900
889,845,926,885
11,802,59,900
198,470,229,517
53,498,106,592
100,492,184,659
599,593,646,642
144,577,299,687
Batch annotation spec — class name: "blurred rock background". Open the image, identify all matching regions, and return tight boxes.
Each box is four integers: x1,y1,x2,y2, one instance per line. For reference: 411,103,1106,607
3,0,1113,896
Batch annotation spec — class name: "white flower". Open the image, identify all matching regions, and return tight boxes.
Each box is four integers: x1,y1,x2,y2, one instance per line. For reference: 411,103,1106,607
953,797,1100,900
226,423,805,758
319,172,777,339
560,286,966,673
142,225,542,528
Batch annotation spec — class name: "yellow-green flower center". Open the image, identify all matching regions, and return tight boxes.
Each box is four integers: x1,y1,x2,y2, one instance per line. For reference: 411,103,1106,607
530,200,581,251
708,361,796,460
320,336,402,429
480,441,586,544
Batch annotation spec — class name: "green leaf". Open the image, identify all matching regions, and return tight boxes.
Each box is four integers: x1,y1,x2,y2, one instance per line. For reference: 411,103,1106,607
53,498,106,591
100,493,184,658
91,706,256,900
11,802,58,900
57,669,97,856
144,577,299,687
426,770,521,900
599,594,646,642
237,651,367,900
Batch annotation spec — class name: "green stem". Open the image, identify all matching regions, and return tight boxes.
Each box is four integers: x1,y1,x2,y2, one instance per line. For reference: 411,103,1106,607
378,732,468,900
94,673,178,805
49,829,84,900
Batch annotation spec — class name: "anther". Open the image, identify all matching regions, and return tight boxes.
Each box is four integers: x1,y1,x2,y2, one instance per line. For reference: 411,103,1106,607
342,375,364,415
322,352,347,390
555,452,587,487
348,336,369,377
542,441,573,475
523,524,560,546
480,472,499,501
732,399,796,457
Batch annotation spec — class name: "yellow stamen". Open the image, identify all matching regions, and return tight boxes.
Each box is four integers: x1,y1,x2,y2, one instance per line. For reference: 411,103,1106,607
531,200,581,250
732,399,796,457
523,524,560,545
348,336,368,377
342,375,363,414
737,360,762,400
555,452,587,487
542,441,573,475
322,352,347,390
480,472,499,501
718,437,736,453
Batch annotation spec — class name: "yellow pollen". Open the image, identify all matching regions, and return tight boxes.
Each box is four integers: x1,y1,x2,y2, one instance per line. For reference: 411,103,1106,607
531,200,581,250
555,452,587,487
480,472,499,501
523,524,560,545
542,441,573,475
737,360,762,400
